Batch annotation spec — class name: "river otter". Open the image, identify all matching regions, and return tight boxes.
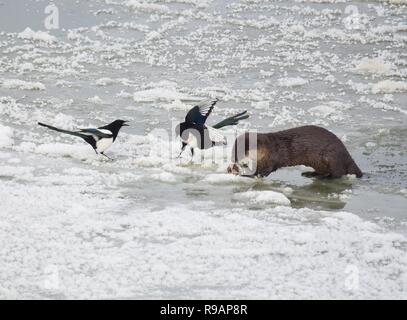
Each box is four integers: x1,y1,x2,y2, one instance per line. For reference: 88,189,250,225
227,125,362,179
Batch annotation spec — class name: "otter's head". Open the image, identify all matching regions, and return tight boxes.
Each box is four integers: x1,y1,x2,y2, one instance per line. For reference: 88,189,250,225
227,132,258,177
227,163,239,175
228,149,257,176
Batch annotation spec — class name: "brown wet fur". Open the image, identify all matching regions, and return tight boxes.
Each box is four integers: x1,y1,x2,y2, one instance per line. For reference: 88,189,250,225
228,125,363,179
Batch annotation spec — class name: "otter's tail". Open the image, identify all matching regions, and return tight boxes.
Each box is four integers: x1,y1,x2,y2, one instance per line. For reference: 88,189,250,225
348,160,363,178
213,110,249,129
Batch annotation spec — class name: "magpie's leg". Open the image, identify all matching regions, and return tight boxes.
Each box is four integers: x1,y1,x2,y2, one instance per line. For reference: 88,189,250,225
176,142,187,159
190,147,194,162
101,152,114,161
94,148,98,154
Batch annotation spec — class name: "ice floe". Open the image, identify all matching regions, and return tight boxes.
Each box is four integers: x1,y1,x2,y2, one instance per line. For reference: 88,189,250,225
0,79,45,91
0,124,14,148
372,80,407,94
233,190,291,206
353,57,394,76
278,77,309,87
133,81,201,102
17,27,57,43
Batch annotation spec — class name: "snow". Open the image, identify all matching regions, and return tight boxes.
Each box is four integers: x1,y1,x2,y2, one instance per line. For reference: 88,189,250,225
125,1,170,14
353,57,393,76
18,27,57,43
35,143,95,160
278,77,308,87
145,31,162,42
18,63,35,72
0,124,14,148
0,179,405,299
0,79,45,91
150,171,177,183
384,0,407,4
87,96,105,104
233,190,291,206
134,88,188,102
203,173,254,185
133,82,201,102
52,113,76,131
372,80,407,94
95,78,115,86
309,105,338,119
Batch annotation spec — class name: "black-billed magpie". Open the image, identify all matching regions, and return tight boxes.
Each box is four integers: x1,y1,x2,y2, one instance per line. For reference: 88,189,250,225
175,99,249,159
38,119,129,160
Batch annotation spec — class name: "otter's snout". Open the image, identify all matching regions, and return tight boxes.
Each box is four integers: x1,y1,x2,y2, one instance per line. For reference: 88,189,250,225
227,163,240,175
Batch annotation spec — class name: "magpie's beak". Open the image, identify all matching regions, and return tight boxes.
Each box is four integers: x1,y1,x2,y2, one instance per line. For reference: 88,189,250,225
123,121,130,127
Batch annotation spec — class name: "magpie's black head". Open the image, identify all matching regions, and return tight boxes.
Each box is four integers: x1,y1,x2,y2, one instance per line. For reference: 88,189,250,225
116,119,129,127
107,119,129,128
101,120,129,138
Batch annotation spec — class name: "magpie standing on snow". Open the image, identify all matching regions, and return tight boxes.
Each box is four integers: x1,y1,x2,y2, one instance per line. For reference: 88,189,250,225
37,119,129,160
175,98,249,159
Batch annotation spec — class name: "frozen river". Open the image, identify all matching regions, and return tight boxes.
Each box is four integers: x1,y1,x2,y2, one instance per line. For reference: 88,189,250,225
0,0,406,299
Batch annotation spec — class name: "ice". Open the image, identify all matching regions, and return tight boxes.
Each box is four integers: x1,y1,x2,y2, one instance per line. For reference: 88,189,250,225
0,79,45,91
125,1,170,14
372,80,407,94
353,57,394,76
0,124,14,148
309,105,342,121
203,173,255,185
233,190,291,206
0,180,405,299
150,171,177,183
278,77,308,87
35,143,95,160
133,81,201,102
87,96,105,104
17,27,57,43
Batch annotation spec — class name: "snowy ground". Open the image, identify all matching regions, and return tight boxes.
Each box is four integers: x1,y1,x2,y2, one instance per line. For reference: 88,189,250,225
0,0,407,299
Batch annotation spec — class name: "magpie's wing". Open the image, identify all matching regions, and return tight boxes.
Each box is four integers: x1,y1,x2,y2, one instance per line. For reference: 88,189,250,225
185,98,218,124
206,126,227,145
79,128,113,138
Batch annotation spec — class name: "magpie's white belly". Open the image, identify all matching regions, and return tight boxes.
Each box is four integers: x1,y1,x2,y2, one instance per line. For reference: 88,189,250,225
96,137,113,153
184,132,198,149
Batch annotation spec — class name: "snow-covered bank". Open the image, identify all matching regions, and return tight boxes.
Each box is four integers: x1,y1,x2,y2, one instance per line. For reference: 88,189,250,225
0,175,405,299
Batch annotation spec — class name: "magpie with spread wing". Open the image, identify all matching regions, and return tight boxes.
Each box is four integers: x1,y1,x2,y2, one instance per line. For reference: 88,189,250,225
175,99,249,159
38,119,129,160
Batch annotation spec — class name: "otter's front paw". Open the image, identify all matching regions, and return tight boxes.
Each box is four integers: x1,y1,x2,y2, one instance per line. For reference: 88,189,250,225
227,163,239,175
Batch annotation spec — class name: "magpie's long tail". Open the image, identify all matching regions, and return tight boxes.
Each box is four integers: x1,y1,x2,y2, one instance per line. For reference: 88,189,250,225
212,110,249,129
38,122,87,139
